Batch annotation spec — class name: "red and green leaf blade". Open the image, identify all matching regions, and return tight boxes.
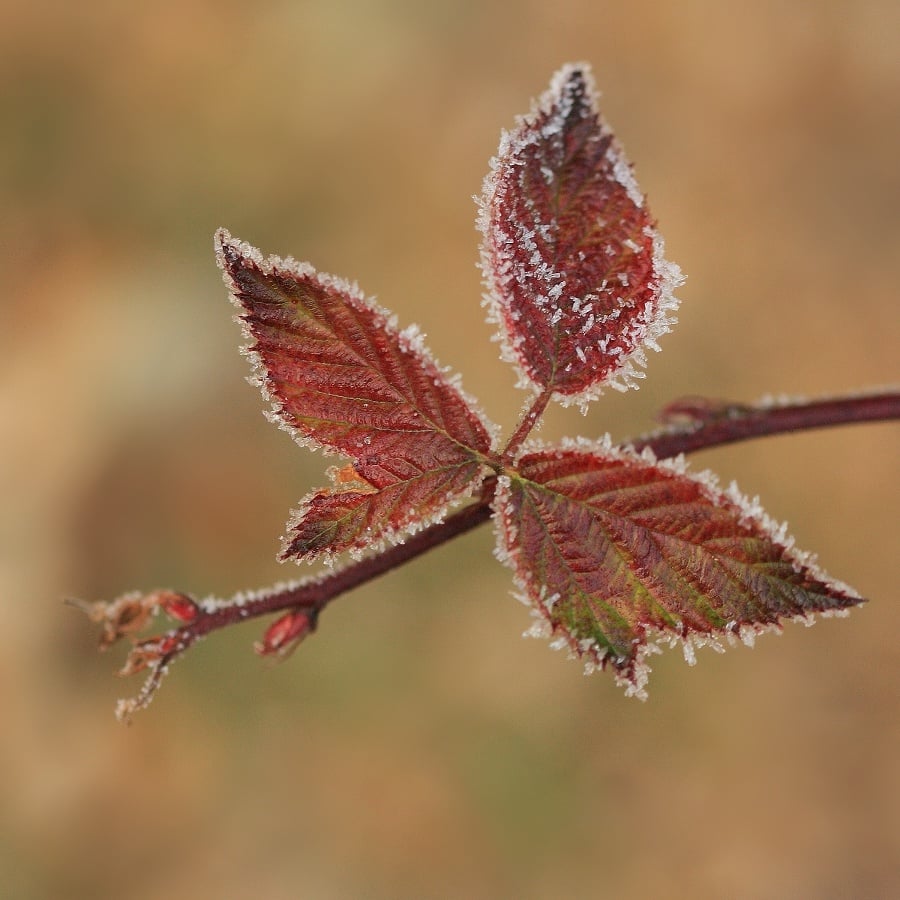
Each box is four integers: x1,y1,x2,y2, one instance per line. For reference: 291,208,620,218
494,443,864,696
479,64,683,405
283,460,488,560
216,230,496,561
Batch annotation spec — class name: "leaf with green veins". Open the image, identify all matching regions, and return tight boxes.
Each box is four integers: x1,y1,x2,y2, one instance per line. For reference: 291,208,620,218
493,442,863,697
216,229,497,562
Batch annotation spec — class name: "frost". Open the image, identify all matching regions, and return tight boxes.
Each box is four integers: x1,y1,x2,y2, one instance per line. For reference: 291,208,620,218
609,151,644,209
216,229,502,564
217,228,499,455
477,65,684,409
739,624,758,648
523,619,551,638
495,437,863,699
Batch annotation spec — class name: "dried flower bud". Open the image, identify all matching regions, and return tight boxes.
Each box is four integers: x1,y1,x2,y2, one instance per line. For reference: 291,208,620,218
67,589,199,649
66,592,156,650
118,634,181,677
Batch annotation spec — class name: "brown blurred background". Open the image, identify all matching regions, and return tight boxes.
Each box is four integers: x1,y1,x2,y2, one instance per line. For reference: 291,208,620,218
1,1,898,897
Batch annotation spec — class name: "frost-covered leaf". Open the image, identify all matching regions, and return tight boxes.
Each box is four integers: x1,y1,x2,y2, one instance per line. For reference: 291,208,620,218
216,230,496,561
494,443,864,696
282,459,492,561
479,63,683,404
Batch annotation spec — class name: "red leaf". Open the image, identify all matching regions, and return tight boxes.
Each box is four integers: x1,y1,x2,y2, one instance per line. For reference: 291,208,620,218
216,230,496,561
494,442,864,697
479,64,683,405
282,461,487,560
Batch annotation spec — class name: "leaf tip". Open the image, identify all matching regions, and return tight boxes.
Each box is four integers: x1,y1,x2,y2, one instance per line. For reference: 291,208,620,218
213,225,232,249
214,226,238,268
214,227,261,285
544,60,599,113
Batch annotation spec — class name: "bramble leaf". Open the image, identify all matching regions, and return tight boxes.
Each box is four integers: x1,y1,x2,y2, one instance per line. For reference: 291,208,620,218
494,442,864,697
479,63,683,405
281,459,494,561
216,230,497,561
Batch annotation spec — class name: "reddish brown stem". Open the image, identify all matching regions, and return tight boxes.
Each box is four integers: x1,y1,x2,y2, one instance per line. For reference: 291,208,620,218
501,389,553,463
194,489,494,638
90,388,900,718
630,390,900,457
161,389,900,634
109,487,497,720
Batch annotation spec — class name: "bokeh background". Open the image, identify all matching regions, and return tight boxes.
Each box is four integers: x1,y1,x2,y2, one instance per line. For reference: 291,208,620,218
2,1,898,897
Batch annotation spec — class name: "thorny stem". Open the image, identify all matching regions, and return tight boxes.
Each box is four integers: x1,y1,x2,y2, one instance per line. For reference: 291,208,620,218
79,388,899,719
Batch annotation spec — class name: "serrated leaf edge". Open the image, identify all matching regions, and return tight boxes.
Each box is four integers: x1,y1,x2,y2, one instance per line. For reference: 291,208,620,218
215,228,502,458
492,436,862,698
280,463,491,567
476,63,684,410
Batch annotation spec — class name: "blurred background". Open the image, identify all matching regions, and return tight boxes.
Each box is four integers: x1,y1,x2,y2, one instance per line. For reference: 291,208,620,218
1,1,898,897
